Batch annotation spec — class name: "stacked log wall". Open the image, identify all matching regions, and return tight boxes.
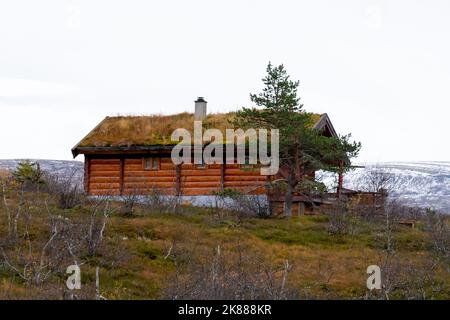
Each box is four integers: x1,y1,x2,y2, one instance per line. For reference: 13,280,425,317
86,156,268,196
88,158,121,196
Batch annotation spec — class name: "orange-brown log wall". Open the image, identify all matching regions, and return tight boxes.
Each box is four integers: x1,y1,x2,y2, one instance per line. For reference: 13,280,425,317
86,157,267,196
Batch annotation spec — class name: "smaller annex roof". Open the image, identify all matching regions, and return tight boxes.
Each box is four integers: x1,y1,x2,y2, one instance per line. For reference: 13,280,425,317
72,112,336,157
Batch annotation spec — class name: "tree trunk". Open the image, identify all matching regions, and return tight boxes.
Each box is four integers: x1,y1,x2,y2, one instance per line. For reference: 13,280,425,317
284,175,294,217
337,160,344,199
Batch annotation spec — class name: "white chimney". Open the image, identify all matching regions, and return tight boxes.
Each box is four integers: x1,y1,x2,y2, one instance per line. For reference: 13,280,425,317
194,97,207,121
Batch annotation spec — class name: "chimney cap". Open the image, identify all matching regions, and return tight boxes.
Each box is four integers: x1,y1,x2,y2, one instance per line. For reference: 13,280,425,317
195,97,207,103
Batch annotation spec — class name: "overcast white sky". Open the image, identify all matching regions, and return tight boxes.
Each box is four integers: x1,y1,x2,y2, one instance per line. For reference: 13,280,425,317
0,0,449,162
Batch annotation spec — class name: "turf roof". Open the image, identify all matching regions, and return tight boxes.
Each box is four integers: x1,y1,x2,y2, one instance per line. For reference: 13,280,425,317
72,111,326,153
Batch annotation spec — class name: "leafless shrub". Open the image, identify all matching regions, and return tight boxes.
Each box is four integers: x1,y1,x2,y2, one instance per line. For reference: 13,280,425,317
365,253,446,300
119,191,140,217
299,260,336,299
212,189,270,220
324,202,360,237
0,170,17,238
165,243,297,300
1,184,27,242
234,195,271,219
401,259,446,299
0,169,17,189
0,213,78,286
45,169,84,209
364,201,448,300
326,208,349,236
357,166,400,194
0,193,113,293
425,209,450,273
1,183,12,238
84,198,113,257
379,203,425,221
383,200,403,253
142,188,181,214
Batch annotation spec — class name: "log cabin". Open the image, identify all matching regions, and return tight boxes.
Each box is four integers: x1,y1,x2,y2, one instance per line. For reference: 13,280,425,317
72,98,341,214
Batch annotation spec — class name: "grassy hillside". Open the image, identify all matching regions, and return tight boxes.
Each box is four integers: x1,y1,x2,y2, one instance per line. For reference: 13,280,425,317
0,183,448,300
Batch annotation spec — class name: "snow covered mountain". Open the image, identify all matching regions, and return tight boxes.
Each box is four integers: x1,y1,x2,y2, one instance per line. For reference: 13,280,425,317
319,161,450,213
0,159,84,184
1,160,449,213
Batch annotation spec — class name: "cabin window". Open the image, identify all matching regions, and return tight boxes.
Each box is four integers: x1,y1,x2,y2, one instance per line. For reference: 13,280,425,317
144,157,159,170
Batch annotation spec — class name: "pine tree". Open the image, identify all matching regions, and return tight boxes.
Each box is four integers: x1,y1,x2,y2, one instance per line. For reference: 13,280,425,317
234,62,361,216
12,161,45,187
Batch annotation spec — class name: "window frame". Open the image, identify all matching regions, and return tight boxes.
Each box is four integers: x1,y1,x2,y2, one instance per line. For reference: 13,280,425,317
143,157,160,171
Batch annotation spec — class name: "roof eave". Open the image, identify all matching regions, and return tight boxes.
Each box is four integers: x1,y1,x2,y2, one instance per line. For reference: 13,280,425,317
73,145,176,156
312,113,338,137
71,116,111,159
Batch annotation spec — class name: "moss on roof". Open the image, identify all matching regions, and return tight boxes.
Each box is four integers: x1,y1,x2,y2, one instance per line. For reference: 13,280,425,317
74,111,324,148
309,113,322,126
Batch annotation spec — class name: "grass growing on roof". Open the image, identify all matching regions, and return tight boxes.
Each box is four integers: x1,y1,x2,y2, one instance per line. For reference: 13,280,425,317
76,111,324,148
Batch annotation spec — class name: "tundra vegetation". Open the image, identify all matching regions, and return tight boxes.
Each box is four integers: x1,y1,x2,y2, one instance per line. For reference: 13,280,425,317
0,163,448,300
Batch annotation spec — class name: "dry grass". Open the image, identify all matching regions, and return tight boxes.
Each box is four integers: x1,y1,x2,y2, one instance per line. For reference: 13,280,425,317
1,187,448,300
0,169,18,191
75,112,324,147
77,112,235,147
309,113,322,125
0,169,11,183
